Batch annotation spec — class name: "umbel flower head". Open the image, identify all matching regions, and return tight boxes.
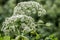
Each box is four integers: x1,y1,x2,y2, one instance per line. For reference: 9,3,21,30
1,15,36,37
13,1,46,21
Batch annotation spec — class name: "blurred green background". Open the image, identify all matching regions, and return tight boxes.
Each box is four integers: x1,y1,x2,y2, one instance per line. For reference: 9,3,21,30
0,0,60,40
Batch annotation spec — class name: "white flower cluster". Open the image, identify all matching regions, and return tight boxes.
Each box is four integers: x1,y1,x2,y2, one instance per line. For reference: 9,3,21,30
1,15,36,36
1,1,46,38
13,1,46,19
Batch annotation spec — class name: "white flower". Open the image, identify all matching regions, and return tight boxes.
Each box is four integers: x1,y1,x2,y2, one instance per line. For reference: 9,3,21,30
1,15,36,36
13,1,46,20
